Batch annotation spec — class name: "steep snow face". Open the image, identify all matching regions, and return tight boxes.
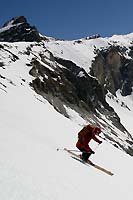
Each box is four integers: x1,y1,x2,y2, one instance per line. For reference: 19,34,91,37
106,90,133,134
45,33,133,73
0,42,133,200
45,38,109,73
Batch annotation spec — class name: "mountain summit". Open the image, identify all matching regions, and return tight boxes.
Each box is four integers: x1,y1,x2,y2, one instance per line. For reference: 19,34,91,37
0,16,42,42
0,16,133,155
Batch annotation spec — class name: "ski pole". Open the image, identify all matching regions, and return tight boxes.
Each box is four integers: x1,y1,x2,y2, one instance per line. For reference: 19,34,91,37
99,135,106,140
57,148,80,152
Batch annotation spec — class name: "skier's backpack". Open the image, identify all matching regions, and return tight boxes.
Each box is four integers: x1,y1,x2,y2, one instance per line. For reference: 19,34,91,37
78,124,93,143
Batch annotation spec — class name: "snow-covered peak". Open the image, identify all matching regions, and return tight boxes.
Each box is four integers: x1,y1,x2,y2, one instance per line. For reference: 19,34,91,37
0,16,41,42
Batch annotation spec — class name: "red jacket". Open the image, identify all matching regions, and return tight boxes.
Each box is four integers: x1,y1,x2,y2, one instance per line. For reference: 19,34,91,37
76,125,101,152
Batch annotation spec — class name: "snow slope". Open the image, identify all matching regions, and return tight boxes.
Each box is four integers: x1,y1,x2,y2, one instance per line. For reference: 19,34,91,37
45,33,133,73
0,42,133,200
106,90,133,135
45,38,109,73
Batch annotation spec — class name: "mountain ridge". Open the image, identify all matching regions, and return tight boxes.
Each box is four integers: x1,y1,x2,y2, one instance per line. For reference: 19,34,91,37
0,16,133,155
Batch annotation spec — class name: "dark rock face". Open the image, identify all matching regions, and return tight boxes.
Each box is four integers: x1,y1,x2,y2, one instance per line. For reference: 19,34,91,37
55,57,109,111
29,56,111,113
120,60,133,96
91,46,133,96
29,58,81,107
3,16,27,27
29,56,126,138
0,16,42,42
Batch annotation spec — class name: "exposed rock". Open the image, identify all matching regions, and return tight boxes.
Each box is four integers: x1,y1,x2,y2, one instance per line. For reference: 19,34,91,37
29,56,128,147
55,57,108,111
0,16,42,42
3,16,27,27
91,46,133,96
29,58,80,106
85,34,101,40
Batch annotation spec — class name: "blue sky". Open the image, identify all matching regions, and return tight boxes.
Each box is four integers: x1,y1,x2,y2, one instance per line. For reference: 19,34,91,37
0,0,133,40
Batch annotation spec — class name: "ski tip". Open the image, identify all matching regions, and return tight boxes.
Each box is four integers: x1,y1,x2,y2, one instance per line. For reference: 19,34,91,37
110,172,114,176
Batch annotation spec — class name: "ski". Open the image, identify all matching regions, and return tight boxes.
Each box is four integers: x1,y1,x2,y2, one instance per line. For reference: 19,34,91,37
64,148,114,176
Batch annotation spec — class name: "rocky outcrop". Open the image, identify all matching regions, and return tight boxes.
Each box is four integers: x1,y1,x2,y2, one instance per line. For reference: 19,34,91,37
55,57,109,111
85,34,101,40
91,46,133,96
29,55,128,135
29,56,111,113
28,52,133,156
0,16,42,42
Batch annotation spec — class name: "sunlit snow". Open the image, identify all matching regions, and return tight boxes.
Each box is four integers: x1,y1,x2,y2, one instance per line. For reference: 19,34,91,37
0,36,133,199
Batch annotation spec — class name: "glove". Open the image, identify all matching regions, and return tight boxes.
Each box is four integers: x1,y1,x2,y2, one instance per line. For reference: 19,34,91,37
99,141,102,144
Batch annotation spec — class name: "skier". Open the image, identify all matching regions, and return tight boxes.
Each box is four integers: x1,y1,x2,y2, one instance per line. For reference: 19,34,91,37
76,124,102,161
